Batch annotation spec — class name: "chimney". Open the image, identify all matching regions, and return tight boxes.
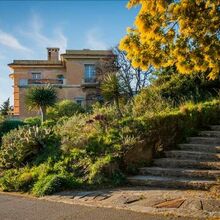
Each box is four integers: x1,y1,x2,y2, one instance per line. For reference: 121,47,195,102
47,48,60,61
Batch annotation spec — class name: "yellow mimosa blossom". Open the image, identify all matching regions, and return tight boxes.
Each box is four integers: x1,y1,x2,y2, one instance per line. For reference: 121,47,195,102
120,0,220,79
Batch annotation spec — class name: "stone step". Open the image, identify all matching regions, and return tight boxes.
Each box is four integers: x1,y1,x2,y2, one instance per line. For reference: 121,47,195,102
139,167,220,180
165,150,220,161
154,158,220,170
179,144,220,153
199,130,220,137
210,125,220,131
188,137,220,145
127,175,216,190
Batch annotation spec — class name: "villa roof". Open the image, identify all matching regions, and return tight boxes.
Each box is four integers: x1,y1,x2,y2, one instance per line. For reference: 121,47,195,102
8,49,113,68
61,49,114,59
8,60,63,68
64,49,112,55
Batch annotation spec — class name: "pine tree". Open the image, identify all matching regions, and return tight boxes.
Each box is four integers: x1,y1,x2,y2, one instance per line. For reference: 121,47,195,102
0,98,12,116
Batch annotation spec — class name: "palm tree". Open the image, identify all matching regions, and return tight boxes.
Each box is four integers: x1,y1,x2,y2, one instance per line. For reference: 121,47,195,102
101,73,123,117
25,85,57,122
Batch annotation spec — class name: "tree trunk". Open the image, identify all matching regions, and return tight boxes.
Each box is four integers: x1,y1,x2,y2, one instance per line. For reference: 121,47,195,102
40,106,46,122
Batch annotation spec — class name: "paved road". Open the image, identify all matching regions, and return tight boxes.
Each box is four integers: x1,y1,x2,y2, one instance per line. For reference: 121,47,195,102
0,193,194,220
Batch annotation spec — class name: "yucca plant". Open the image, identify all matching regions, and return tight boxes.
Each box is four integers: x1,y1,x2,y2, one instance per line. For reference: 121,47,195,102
101,73,123,117
25,85,57,122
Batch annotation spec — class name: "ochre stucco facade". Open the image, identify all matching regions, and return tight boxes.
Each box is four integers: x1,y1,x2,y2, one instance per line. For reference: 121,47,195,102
9,48,113,118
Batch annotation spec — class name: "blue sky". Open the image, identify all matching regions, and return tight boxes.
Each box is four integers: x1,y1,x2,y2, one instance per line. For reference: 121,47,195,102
0,0,139,105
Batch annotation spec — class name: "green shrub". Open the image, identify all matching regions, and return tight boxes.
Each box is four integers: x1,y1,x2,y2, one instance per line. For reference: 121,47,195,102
42,119,56,128
0,169,19,191
33,144,61,165
151,68,220,104
0,126,58,168
57,104,137,154
87,154,125,186
88,155,116,184
0,160,78,194
57,114,89,152
47,100,85,120
133,87,171,117
24,117,41,126
53,150,123,186
29,162,55,180
0,168,34,192
55,149,93,179
32,174,78,197
136,99,220,157
0,119,25,142
111,171,126,186
57,103,147,178
0,115,5,121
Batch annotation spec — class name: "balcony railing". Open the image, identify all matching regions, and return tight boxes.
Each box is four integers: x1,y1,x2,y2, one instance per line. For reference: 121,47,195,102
83,77,97,83
28,78,64,85
81,77,99,88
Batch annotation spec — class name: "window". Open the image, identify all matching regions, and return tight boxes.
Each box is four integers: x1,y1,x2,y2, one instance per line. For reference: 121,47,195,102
48,51,51,60
76,100,82,106
84,64,95,82
32,72,41,80
19,79,28,86
74,97,84,106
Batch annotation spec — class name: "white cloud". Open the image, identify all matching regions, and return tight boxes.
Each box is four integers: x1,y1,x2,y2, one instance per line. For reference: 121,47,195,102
85,28,108,50
0,13,68,105
0,29,30,51
22,13,67,53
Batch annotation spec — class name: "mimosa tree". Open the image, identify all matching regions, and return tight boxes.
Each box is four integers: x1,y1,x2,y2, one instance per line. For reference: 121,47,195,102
120,0,220,79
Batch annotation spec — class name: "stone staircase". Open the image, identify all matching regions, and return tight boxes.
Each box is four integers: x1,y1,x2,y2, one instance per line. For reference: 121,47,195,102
128,125,220,190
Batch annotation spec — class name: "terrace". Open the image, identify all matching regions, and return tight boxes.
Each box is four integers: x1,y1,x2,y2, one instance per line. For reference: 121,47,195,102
18,78,64,86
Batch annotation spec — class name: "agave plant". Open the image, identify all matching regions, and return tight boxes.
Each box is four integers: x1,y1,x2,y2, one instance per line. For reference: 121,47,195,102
0,126,55,168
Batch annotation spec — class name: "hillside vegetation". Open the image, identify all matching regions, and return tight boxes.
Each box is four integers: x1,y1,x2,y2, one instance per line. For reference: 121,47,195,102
0,87,220,196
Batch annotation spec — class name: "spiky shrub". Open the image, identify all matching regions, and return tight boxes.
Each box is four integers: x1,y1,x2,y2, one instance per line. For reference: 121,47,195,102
0,126,56,168
101,73,123,117
25,85,57,122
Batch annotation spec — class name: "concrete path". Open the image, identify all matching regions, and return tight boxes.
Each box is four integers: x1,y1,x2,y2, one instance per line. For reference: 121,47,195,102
0,193,190,220
41,187,220,219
